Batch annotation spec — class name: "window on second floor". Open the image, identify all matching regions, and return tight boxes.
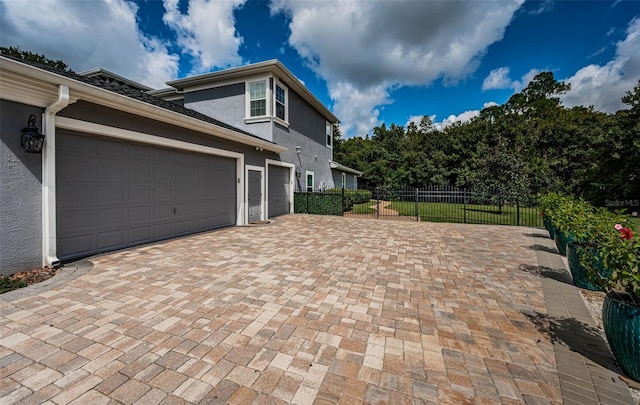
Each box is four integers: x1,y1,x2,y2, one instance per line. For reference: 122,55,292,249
274,82,287,122
326,121,332,148
249,80,267,117
245,78,290,126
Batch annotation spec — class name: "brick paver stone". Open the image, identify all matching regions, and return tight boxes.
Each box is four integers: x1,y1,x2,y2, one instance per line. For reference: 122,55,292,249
1,215,636,404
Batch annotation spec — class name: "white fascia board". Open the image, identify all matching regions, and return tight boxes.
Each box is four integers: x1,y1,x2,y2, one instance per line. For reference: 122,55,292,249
0,56,287,154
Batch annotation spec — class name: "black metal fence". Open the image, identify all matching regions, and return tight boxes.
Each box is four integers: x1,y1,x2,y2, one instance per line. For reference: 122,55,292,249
294,185,543,227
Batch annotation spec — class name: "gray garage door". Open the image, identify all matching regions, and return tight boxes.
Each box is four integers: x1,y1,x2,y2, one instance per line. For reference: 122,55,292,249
56,131,237,261
268,165,291,217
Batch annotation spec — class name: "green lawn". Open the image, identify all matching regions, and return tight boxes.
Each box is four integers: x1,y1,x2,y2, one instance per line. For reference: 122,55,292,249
349,200,543,227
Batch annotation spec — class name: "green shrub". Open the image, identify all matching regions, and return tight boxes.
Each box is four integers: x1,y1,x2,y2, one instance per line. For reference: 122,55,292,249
294,192,343,215
0,276,27,294
324,188,373,210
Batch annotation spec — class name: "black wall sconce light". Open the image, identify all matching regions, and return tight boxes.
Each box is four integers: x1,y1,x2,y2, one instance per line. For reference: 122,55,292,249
21,114,45,153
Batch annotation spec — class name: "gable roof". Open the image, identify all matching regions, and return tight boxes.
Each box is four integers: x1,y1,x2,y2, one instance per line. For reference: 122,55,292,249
165,60,339,124
0,55,286,153
79,67,153,92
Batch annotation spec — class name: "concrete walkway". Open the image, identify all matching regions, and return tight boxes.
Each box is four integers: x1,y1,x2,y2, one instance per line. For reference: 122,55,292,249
0,215,634,404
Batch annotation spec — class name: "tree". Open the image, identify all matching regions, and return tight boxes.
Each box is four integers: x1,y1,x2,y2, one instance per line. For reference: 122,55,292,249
0,46,70,71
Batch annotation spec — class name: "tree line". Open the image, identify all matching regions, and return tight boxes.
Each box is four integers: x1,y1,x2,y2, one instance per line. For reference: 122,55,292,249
333,72,640,207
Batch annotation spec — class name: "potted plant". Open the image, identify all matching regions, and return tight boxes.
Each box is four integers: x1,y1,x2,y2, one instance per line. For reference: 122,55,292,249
569,207,619,290
550,197,591,256
538,192,568,239
583,219,640,381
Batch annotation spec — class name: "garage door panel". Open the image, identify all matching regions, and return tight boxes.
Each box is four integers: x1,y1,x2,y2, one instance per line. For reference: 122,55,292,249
57,131,237,261
154,223,174,239
58,132,97,154
129,206,152,223
129,162,153,181
129,226,152,244
129,185,153,202
58,183,98,208
98,230,126,251
98,158,126,181
154,185,174,202
58,234,95,258
175,220,192,235
98,207,125,227
129,143,154,160
58,209,97,232
99,184,126,205
97,138,127,157
58,156,97,182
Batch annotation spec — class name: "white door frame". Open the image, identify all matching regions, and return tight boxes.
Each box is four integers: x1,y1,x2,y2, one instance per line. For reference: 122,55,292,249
245,165,265,223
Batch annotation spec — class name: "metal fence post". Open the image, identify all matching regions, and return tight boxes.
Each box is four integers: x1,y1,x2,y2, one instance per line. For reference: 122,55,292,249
517,196,520,227
341,187,345,214
463,188,467,224
415,188,419,222
376,187,380,218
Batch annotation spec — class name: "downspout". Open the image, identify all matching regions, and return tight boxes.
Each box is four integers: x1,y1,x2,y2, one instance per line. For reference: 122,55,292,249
42,85,70,267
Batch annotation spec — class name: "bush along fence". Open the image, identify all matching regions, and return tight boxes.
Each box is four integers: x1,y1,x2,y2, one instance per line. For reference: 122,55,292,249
294,185,543,227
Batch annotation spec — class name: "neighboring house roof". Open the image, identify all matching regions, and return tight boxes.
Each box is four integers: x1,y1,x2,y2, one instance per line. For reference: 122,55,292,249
165,59,339,124
330,161,363,176
0,55,285,153
79,67,153,92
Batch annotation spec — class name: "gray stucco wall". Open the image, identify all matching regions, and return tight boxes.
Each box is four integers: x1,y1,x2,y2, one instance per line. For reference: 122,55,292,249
332,170,358,190
59,101,277,167
273,91,334,191
184,83,273,142
0,100,44,276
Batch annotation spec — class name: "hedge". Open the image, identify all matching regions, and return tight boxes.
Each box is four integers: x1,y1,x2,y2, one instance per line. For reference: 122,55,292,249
294,192,344,215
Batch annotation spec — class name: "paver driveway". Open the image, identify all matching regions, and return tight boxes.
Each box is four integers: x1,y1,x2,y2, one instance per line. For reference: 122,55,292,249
0,215,562,404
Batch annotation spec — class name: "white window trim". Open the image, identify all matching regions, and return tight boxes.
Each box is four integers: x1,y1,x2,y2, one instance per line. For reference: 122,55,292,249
353,175,358,189
326,121,333,149
305,171,315,192
245,165,265,224
341,172,346,189
245,77,270,121
265,159,295,216
273,79,289,127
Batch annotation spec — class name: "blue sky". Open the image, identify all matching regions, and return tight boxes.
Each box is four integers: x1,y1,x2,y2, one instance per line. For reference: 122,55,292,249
1,0,639,137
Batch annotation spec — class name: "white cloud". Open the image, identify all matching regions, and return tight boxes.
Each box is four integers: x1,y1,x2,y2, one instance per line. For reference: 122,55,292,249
482,67,512,90
162,0,246,72
271,0,524,137
562,17,640,112
405,115,423,129
406,104,498,132
0,0,179,89
482,67,541,91
432,110,482,131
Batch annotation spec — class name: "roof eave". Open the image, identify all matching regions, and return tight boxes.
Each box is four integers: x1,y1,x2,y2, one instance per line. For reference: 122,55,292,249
1,56,286,154
168,60,339,124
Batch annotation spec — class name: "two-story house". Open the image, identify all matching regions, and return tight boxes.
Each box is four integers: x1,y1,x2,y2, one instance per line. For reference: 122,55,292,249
150,60,360,197
0,55,360,275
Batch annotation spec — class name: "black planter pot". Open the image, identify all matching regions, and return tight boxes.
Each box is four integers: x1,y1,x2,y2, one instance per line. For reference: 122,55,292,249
602,293,640,382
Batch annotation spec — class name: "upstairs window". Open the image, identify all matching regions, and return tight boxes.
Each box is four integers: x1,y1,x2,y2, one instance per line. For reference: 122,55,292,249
275,83,287,122
249,80,267,117
326,121,333,148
